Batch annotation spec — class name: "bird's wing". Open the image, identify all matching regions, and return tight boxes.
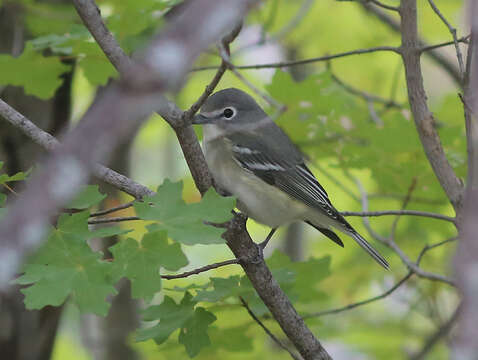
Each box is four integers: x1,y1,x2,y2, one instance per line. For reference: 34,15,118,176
227,127,343,222
227,125,389,270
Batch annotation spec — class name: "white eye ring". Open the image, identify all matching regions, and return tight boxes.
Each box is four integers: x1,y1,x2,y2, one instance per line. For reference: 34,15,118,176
222,107,236,119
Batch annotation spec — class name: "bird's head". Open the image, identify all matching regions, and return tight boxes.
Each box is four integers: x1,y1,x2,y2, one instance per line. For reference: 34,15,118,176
192,88,267,130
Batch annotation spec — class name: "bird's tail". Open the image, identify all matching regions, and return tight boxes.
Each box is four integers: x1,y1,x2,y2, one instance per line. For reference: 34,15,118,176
350,231,389,270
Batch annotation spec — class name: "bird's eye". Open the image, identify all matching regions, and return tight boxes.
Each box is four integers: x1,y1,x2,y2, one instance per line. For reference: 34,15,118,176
223,108,235,119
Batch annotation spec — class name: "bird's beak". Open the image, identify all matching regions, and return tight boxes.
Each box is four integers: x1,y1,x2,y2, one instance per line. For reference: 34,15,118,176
192,113,214,125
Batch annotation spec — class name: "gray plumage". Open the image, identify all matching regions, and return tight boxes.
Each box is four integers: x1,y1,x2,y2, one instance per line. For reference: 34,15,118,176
193,88,389,269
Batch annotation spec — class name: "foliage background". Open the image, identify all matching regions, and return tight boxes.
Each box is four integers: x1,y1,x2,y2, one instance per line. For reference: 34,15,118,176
0,0,466,359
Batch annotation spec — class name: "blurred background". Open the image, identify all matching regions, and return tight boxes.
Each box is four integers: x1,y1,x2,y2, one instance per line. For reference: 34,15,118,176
0,0,466,359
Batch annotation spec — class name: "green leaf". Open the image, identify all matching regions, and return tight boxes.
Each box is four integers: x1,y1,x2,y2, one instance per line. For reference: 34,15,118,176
0,163,30,185
68,185,106,209
179,307,217,357
0,42,70,99
134,179,235,245
15,211,117,315
139,292,195,343
73,41,117,86
194,276,242,303
138,292,216,357
110,230,188,299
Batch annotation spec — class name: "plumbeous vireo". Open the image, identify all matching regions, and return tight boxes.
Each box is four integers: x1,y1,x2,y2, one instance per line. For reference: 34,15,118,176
192,88,389,269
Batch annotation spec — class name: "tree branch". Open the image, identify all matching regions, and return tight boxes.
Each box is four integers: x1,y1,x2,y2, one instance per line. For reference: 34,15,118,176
399,0,464,212
0,0,257,288
411,303,461,360
0,99,154,199
193,45,401,71
224,214,332,359
364,0,399,12
72,0,132,74
161,259,240,280
193,38,468,72
341,210,455,223
427,0,465,80
453,2,478,358
89,201,134,217
360,2,463,86
303,236,456,319
68,2,333,358
239,296,302,360
303,272,413,318
354,178,456,287
88,216,140,225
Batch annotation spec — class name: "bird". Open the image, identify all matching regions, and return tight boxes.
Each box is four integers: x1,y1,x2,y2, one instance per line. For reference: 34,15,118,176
192,88,389,269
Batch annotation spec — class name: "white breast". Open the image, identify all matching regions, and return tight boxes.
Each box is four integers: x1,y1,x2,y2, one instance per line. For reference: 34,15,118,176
202,126,309,228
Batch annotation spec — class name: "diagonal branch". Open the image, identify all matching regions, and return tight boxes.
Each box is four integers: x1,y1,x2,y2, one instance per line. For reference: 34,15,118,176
354,178,456,287
427,0,465,80
161,259,240,280
360,2,462,86
239,296,302,360
0,99,154,199
303,236,456,319
399,0,464,212
58,2,334,359
224,214,332,359
0,0,257,288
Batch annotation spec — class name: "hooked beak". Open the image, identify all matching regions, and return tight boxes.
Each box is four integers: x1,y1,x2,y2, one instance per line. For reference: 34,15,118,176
192,113,215,125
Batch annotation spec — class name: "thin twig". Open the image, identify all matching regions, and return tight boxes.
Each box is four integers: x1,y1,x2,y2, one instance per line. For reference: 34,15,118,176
427,0,465,80
218,44,286,113
400,0,464,211
194,45,401,71
410,303,461,360
90,201,135,217
270,0,314,41
360,2,462,86
328,63,405,109
2,183,18,196
88,216,140,225
312,162,361,202
389,178,417,239
181,23,243,126
239,296,302,360
234,0,314,56
415,237,457,264
365,0,399,12
420,35,470,53
303,272,413,318
194,38,468,72
354,178,456,287
340,210,455,223
161,259,240,280
0,98,154,199
303,236,456,319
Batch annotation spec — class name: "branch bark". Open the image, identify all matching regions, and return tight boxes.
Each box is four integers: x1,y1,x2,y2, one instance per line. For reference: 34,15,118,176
0,0,256,288
361,2,463,86
0,98,154,199
453,1,478,358
2,2,334,358
399,0,464,212
70,12,332,356
225,214,332,360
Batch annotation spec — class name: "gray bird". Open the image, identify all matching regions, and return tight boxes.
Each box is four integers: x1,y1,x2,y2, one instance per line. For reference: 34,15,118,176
192,88,389,269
